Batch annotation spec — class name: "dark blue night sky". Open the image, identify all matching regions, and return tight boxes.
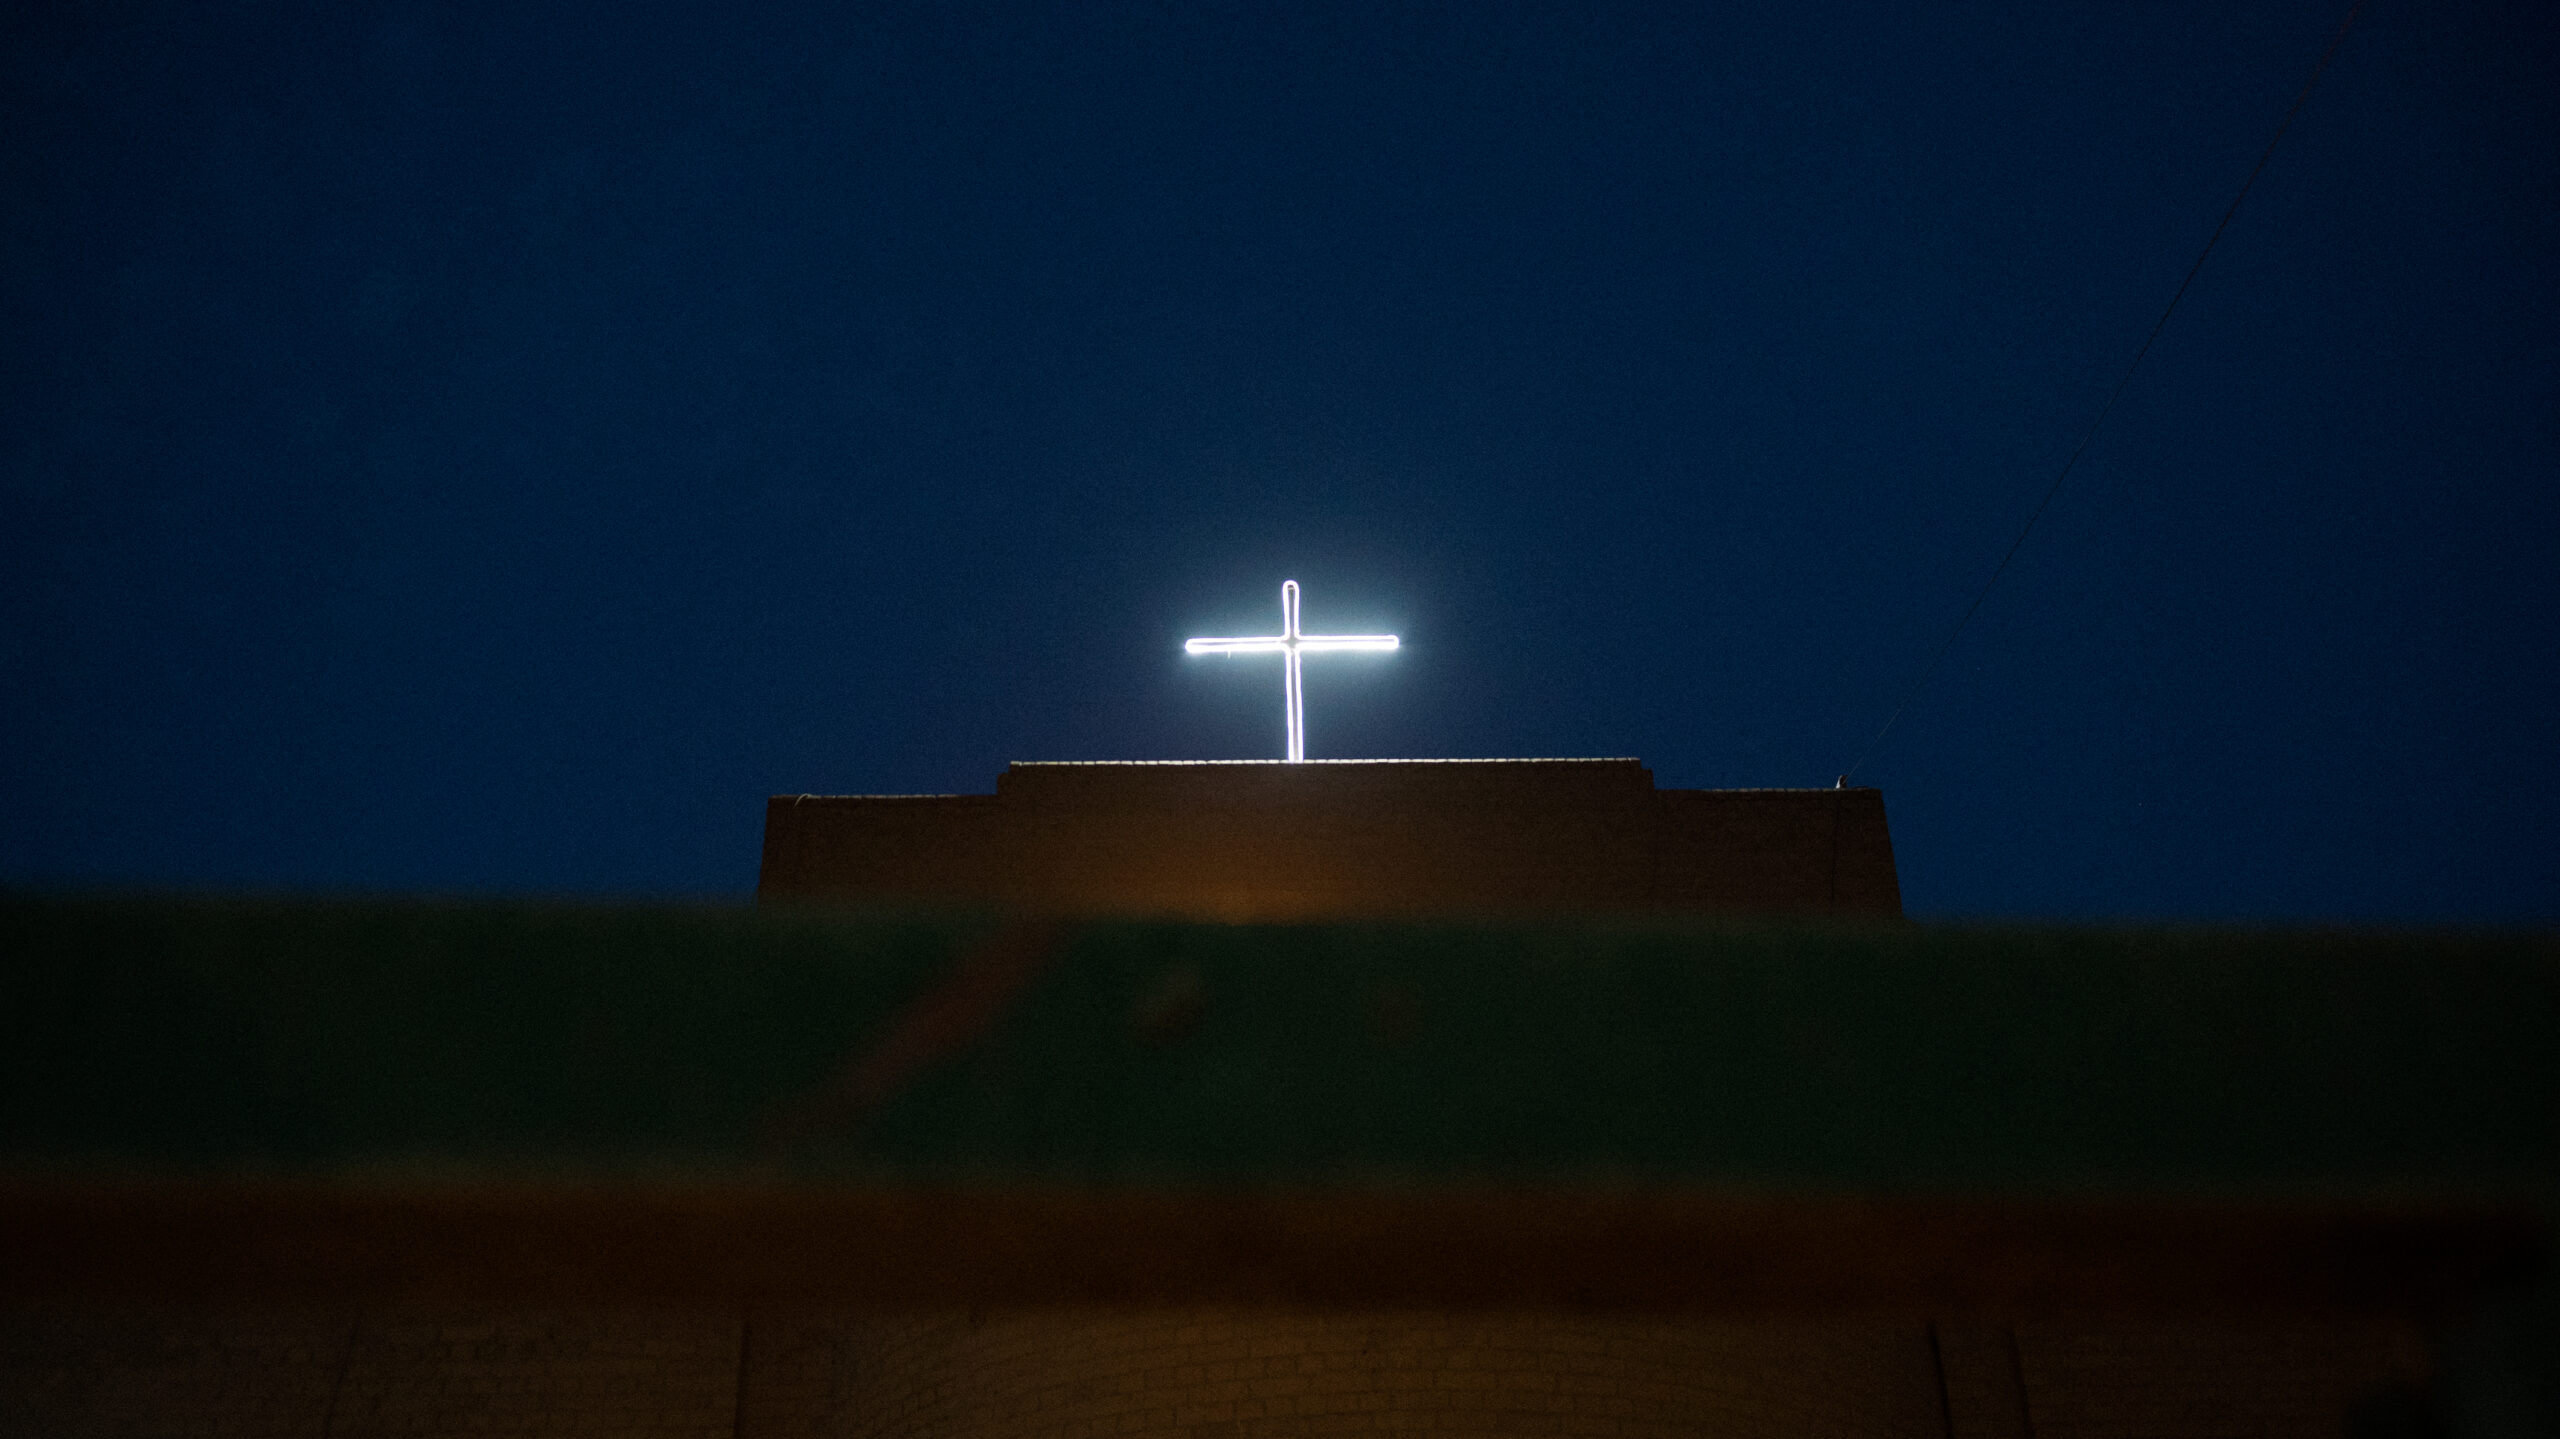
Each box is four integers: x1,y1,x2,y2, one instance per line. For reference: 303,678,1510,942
4,2,2553,918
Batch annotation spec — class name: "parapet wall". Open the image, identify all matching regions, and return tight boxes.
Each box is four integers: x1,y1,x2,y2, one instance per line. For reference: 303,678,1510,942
758,759,1901,919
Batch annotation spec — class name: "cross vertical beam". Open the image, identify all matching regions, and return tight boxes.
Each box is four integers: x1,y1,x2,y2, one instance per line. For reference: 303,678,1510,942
1186,580,1398,762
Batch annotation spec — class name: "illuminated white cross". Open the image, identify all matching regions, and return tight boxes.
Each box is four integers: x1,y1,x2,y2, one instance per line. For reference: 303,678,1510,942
1185,580,1398,763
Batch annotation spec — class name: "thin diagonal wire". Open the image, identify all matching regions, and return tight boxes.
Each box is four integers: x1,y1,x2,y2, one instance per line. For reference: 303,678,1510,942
1843,0,2367,784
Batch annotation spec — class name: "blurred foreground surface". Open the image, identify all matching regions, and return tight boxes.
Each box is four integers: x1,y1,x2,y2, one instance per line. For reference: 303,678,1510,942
1,897,2553,1434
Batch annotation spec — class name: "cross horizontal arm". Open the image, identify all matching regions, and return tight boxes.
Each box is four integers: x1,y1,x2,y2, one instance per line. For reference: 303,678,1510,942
1185,635,1398,654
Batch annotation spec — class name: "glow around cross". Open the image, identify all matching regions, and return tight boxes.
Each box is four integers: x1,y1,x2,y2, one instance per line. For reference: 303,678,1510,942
1185,580,1398,762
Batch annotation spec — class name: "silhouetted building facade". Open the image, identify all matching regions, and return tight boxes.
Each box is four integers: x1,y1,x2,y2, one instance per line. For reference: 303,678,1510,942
760,759,1902,919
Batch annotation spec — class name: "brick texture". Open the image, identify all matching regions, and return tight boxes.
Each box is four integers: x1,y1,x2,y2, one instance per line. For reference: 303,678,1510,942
749,1309,1944,1439
328,1310,741,1438
0,1306,348,1438
2013,1318,2433,1439
1,1305,2427,1437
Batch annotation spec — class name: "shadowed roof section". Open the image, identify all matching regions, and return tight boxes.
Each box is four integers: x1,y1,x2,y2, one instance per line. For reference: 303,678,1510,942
758,759,1903,920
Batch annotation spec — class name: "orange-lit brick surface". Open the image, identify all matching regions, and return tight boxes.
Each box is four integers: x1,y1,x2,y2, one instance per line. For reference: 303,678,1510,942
3,1305,2428,1437
772,1309,1944,1439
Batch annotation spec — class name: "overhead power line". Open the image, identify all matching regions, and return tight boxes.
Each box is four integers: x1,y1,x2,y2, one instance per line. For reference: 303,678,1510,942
1840,0,2369,786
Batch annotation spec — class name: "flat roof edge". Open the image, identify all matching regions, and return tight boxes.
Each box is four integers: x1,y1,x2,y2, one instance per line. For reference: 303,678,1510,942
1007,757,1647,767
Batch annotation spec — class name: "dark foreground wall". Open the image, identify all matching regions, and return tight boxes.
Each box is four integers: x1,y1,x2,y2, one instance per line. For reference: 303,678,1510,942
758,759,1903,918
2,899,2552,1435
0,1305,2440,1439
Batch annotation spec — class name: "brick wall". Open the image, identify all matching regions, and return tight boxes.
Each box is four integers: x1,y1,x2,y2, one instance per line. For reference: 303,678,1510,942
0,1307,742,1439
752,1310,1944,1439
0,1306,347,1438
3,1305,2423,1437
330,1311,741,1438
2012,1320,2431,1439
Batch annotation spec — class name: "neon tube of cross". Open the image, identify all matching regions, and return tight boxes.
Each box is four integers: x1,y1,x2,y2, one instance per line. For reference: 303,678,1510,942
1185,579,1398,762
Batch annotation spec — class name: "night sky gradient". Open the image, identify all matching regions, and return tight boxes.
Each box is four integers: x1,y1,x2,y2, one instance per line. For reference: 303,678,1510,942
4,1,2554,918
